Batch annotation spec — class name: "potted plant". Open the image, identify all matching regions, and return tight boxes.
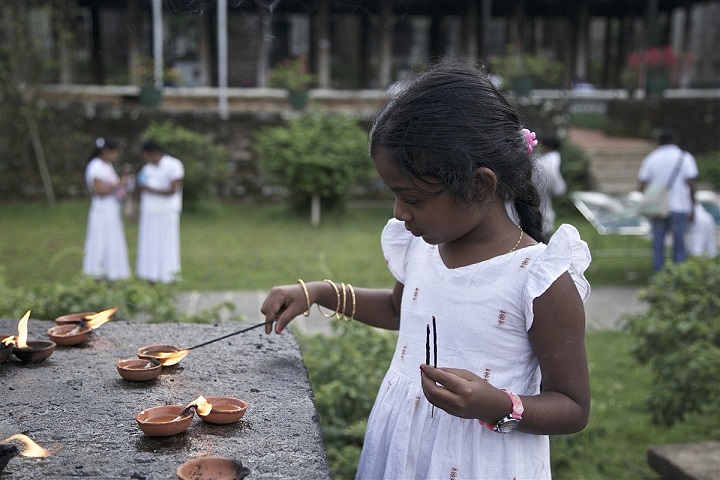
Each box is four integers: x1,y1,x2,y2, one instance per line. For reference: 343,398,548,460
489,46,563,95
624,45,691,95
267,56,315,110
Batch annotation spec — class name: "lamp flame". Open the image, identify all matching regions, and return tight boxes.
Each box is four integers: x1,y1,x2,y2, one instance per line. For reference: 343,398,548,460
154,349,190,366
188,395,213,416
2,434,51,458
16,310,31,349
84,307,117,329
1,335,15,347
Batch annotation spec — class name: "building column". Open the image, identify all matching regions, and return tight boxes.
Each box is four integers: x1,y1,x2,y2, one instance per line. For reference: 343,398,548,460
573,0,590,84
256,7,271,88
478,0,491,60
462,0,478,62
378,1,393,89
316,0,331,88
90,4,104,84
127,0,141,86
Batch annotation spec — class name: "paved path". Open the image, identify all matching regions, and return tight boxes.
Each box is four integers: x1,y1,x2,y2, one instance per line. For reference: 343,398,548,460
177,286,647,335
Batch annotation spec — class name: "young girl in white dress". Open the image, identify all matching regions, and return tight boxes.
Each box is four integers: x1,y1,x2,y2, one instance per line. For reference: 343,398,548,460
261,60,592,479
83,137,131,280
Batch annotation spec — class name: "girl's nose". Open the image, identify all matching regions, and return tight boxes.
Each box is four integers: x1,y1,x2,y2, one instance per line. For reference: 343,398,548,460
393,198,411,222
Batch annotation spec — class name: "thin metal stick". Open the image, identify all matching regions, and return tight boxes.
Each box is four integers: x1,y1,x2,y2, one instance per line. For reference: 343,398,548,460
186,320,273,350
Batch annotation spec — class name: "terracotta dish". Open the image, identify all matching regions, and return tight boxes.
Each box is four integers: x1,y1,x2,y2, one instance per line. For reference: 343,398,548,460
199,397,248,424
116,358,162,381
47,324,92,346
137,344,182,362
0,335,13,363
176,456,250,480
55,312,96,325
13,340,56,364
136,405,194,437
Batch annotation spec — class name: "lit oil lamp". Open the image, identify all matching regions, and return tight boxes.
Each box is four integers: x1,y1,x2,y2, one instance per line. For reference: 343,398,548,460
135,396,212,437
11,310,56,364
0,434,51,474
136,320,273,367
200,396,248,424
48,307,117,346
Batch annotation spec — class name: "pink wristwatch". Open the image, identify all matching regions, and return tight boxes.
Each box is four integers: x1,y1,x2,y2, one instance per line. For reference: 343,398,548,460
479,389,524,434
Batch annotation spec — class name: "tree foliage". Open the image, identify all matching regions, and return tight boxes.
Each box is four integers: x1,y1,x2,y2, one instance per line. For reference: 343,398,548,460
255,113,371,211
624,256,720,426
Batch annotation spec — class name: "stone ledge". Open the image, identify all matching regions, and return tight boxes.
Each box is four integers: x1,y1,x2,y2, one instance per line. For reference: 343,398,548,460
0,318,331,479
648,441,720,480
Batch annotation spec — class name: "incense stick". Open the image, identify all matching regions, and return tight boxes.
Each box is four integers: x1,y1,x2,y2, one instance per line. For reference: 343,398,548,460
186,320,274,350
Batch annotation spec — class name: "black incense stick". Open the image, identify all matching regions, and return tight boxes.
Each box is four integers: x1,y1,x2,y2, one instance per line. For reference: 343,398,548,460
425,324,430,365
432,316,437,368
186,320,273,350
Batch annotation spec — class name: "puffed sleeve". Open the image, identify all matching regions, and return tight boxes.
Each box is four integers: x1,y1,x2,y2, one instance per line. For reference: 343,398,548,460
381,218,414,283
523,224,592,330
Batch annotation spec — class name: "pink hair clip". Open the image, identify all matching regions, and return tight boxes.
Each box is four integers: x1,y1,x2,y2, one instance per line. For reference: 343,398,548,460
521,128,538,154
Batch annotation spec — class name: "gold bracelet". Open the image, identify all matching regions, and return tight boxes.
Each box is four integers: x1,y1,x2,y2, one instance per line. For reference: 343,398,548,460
317,279,340,318
297,279,311,317
347,283,356,321
340,282,347,320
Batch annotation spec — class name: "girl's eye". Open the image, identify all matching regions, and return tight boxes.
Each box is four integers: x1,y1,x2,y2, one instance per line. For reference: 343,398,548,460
402,196,420,205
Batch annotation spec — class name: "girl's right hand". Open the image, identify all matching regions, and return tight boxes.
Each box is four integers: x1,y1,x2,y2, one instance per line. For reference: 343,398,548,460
260,283,309,334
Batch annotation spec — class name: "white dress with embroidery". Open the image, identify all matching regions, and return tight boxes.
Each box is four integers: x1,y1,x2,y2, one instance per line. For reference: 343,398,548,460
356,219,591,480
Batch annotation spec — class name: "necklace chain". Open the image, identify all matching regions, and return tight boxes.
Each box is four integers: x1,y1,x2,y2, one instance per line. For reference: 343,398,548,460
508,224,524,254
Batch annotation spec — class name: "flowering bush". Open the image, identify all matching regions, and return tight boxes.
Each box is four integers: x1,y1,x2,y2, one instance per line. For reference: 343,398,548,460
267,56,315,92
623,45,693,89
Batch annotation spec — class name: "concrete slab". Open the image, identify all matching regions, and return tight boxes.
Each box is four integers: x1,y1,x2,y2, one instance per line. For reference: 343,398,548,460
0,318,330,479
648,441,720,480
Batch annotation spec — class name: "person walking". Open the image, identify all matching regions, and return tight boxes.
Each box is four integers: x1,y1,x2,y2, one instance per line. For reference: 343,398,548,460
261,60,591,479
82,137,132,280
136,140,184,283
638,128,698,272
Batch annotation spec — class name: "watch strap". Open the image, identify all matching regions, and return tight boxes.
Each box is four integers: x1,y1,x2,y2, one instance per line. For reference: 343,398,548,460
478,390,524,432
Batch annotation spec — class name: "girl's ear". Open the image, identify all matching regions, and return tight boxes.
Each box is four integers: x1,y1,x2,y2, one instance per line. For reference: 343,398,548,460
471,167,498,200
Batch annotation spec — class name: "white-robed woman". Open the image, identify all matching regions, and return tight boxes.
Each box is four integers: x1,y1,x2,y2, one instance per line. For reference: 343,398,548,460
136,140,184,283
83,137,132,280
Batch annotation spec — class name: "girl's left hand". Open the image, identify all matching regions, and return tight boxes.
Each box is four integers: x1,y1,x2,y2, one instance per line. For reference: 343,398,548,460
420,365,507,421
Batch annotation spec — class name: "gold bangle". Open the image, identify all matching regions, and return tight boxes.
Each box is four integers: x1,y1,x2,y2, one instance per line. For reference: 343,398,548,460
347,283,356,321
340,282,347,320
317,279,340,318
297,279,311,317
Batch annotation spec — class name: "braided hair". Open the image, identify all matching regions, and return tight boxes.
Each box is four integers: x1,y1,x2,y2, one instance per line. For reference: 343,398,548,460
369,59,546,243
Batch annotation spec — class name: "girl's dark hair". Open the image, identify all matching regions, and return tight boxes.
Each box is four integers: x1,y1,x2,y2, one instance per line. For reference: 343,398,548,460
141,140,164,153
87,136,120,163
369,59,546,243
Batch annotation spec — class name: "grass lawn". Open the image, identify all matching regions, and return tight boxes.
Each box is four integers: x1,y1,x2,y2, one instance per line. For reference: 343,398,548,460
0,200,653,291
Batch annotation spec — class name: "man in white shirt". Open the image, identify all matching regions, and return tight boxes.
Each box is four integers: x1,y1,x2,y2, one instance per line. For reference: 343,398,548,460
136,140,185,283
637,129,698,272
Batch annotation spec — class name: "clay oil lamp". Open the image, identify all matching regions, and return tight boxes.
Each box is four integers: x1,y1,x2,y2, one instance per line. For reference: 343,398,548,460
199,397,248,425
136,396,212,437
176,456,250,480
116,358,162,381
136,320,273,367
48,307,117,346
0,434,51,474
11,311,56,364
0,335,14,364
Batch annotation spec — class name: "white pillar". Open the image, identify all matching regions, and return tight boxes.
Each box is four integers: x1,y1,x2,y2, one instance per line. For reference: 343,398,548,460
218,0,228,119
152,0,163,89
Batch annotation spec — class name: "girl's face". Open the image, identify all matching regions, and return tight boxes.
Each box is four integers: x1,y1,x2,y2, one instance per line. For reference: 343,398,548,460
373,149,483,246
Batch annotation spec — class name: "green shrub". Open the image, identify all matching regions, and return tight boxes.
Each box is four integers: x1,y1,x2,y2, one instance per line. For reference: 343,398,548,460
624,257,720,426
696,151,720,189
0,273,234,324
140,121,228,211
296,320,396,479
255,113,371,213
